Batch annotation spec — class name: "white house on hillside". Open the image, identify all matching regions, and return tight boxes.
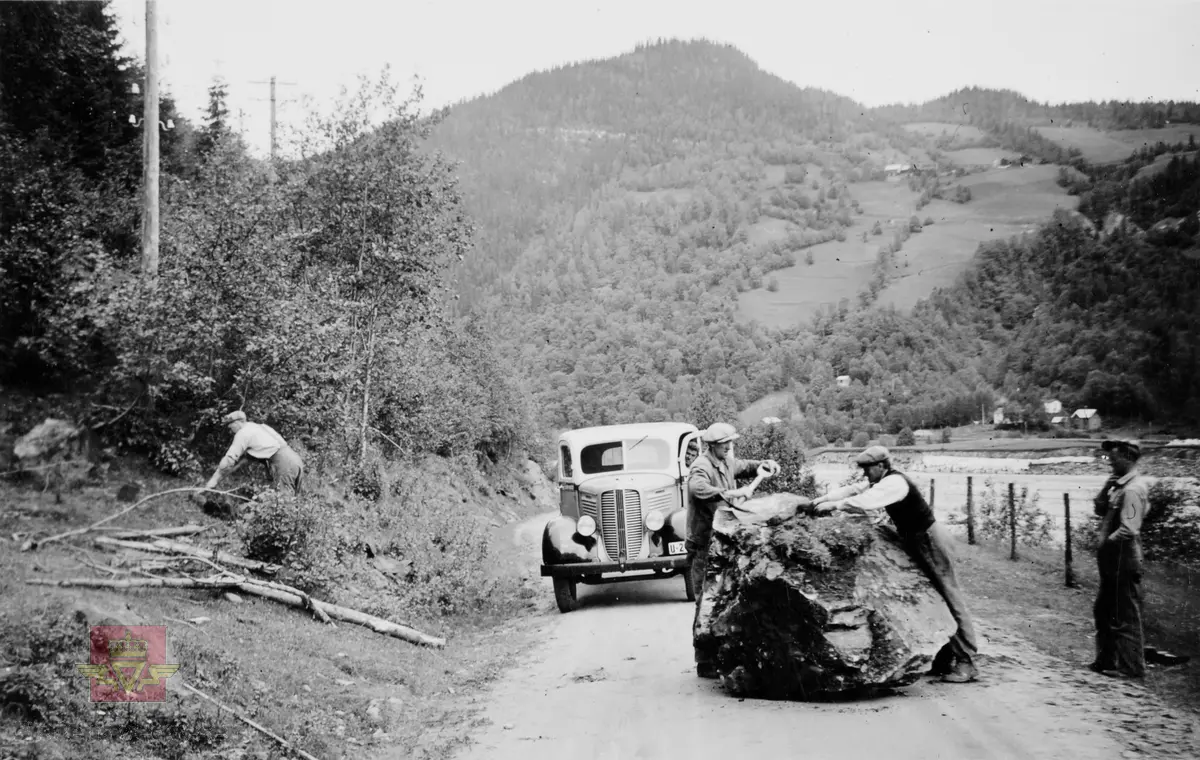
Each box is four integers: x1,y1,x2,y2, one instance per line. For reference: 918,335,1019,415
1043,399,1063,415
1072,408,1102,431
836,375,851,388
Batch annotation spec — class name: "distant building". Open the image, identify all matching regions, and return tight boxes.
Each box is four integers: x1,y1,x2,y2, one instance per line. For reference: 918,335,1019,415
1050,415,1067,427
836,375,851,388
762,416,782,425
1071,408,1102,431
993,407,1006,425
884,163,913,177
1043,399,1063,415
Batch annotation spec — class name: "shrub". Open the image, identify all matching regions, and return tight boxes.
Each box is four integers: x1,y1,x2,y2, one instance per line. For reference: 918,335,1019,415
805,249,814,266
940,427,952,443
1142,479,1200,567
766,277,779,292
970,479,1053,547
236,491,344,594
896,427,915,446
735,424,819,499
851,431,869,448
924,216,935,226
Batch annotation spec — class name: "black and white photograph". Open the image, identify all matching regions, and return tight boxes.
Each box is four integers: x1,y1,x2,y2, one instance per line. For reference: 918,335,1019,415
1,1,1199,757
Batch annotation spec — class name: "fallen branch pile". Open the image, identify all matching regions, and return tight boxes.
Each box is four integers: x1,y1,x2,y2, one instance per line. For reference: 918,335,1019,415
21,488,447,649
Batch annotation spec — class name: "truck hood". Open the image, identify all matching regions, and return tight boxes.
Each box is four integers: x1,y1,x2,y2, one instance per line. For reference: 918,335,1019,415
577,472,676,494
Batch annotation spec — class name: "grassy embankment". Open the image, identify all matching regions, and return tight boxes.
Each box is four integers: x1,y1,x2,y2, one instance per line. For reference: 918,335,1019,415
0,455,551,760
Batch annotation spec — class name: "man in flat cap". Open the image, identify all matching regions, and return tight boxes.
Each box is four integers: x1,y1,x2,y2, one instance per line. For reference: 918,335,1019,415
1090,439,1150,678
812,445,979,683
202,410,305,496
687,422,778,678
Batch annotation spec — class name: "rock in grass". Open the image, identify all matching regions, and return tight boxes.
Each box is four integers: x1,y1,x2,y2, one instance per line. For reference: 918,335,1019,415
694,493,956,700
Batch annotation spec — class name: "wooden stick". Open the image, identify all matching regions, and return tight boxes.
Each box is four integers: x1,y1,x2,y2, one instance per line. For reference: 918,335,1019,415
26,576,445,648
92,536,280,575
26,488,249,550
99,524,209,539
177,680,322,760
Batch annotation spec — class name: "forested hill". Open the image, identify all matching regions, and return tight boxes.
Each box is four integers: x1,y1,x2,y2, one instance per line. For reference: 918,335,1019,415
431,39,872,304
429,39,905,432
429,39,1200,441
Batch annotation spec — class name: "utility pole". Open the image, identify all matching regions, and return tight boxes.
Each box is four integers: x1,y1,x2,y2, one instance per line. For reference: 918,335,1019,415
140,0,160,279
269,75,277,159
251,76,296,161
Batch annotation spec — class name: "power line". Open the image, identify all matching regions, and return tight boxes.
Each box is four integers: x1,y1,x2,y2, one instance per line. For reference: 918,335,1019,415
249,76,297,159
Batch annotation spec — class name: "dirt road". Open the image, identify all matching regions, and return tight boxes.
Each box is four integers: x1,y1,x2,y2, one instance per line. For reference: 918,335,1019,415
461,511,1200,760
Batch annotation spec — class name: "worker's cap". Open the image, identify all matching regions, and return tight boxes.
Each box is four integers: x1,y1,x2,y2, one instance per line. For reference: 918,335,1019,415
701,422,740,444
1101,439,1141,460
854,445,891,467
222,410,247,424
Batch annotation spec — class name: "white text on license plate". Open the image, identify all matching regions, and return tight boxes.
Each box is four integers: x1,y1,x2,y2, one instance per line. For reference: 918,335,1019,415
667,540,686,555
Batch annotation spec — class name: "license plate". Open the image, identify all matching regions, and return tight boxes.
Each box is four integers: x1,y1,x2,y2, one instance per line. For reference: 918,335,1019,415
667,540,686,555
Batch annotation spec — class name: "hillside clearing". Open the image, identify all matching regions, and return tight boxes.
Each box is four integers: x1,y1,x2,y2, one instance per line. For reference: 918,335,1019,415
1034,125,1200,163
736,165,1076,328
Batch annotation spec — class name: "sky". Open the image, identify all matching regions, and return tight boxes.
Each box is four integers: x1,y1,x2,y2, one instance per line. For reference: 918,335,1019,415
111,0,1200,157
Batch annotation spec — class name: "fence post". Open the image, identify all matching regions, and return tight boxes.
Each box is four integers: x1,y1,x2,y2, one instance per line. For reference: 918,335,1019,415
966,476,976,545
1064,493,1076,587
929,478,935,509
1008,482,1018,561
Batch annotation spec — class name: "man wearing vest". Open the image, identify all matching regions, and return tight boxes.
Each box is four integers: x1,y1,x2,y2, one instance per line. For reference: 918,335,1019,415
812,445,979,683
687,422,778,678
1089,439,1150,679
202,410,305,496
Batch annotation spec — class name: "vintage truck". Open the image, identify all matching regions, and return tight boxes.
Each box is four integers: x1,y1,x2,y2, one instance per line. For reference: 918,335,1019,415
540,421,701,612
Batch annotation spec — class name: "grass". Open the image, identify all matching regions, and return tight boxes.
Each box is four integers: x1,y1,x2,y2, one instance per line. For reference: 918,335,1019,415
737,165,1076,328
1033,125,1200,164
0,456,548,760
947,527,1200,709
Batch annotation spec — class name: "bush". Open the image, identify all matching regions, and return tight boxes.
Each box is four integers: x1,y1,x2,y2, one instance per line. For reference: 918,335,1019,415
940,427,952,443
236,491,344,594
850,431,870,448
924,216,935,226
896,427,915,446
735,423,819,499
970,479,1053,547
1143,479,1200,567
766,277,779,292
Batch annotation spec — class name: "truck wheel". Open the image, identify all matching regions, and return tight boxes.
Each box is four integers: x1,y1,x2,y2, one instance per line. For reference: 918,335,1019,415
684,568,696,602
553,577,579,613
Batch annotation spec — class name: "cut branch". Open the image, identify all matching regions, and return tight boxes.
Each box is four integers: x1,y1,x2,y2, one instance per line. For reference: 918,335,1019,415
25,487,250,550
92,536,280,575
178,680,321,760
26,576,445,648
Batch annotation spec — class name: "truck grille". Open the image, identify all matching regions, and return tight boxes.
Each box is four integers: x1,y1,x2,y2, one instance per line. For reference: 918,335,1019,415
599,489,642,561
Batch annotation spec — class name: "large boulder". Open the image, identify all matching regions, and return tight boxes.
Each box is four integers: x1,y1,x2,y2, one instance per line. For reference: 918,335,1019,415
695,493,956,700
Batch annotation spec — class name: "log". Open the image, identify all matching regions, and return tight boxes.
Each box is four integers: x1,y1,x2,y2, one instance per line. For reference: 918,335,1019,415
26,576,446,648
100,525,209,539
92,536,280,575
694,493,956,700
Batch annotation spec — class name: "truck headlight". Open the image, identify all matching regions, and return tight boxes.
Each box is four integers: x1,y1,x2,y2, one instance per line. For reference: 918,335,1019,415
644,510,665,532
577,515,597,537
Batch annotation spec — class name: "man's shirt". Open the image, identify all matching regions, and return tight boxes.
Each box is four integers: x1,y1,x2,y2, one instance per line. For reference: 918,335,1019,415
822,473,909,513
220,422,288,468
1100,470,1151,543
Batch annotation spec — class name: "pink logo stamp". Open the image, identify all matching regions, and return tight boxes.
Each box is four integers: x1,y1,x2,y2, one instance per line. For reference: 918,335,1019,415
76,626,179,702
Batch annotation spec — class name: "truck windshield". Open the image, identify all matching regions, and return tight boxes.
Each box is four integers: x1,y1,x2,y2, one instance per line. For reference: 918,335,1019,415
580,438,671,474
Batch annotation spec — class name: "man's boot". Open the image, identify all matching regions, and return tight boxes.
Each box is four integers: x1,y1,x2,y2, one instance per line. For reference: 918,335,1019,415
941,660,978,683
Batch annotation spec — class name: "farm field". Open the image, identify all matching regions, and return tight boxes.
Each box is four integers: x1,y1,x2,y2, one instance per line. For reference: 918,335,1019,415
737,164,1076,328
1033,124,1200,164
902,121,989,143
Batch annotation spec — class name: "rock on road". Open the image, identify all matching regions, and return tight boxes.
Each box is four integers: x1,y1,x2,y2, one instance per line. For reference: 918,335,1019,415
459,512,1200,760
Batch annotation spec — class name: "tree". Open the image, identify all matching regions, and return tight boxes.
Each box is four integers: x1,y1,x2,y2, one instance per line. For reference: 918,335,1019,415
897,426,915,446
